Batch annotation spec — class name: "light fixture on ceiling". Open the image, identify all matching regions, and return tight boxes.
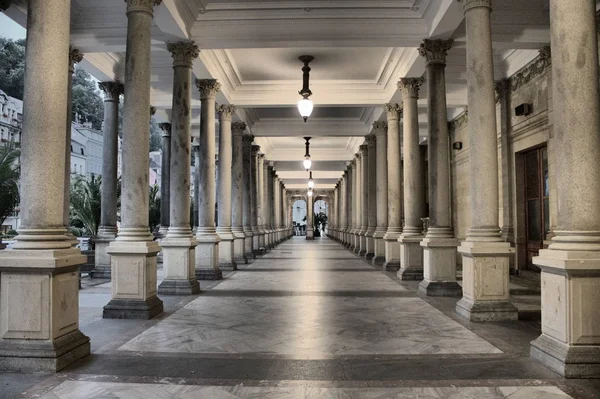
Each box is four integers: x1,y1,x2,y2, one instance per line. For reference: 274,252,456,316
308,171,315,189
303,136,312,170
297,55,314,122
307,188,313,197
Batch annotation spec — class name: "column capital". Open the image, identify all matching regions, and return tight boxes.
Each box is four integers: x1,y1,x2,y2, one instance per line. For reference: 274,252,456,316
418,39,453,65
125,0,162,15
195,79,221,99
251,144,261,155
69,46,84,71
232,121,247,135
359,144,368,154
98,81,124,102
383,103,402,121
398,77,424,98
242,133,255,145
158,122,171,137
218,104,237,120
372,121,388,134
365,134,376,146
167,41,199,68
150,106,157,116
458,0,491,13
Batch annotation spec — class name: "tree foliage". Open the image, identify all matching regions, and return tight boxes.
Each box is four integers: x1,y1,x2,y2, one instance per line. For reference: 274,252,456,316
0,142,20,227
149,184,161,233
72,67,104,130
69,174,102,238
0,38,25,100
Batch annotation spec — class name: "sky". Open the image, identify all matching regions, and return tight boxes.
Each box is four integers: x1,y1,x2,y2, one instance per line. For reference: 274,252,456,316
0,14,26,40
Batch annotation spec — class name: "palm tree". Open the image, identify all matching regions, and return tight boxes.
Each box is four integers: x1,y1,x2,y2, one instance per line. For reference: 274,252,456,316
69,174,102,239
149,184,161,234
0,143,20,230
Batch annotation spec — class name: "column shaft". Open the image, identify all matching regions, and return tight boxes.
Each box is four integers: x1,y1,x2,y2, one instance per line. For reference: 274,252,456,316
242,133,255,259
359,144,369,256
365,134,377,258
231,121,246,263
158,123,171,236
372,122,388,265
383,104,402,271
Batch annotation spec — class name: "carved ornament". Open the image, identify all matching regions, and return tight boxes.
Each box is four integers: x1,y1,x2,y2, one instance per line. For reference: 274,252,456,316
98,81,124,101
125,0,162,14
383,103,402,120
458,0,492,13
448,108,468,132
251,144,261,155
372,121,387,130
232,121,247,136
418,39,453,65
195,79,221,99
365,134,376,145
69,47,84,70
167,41,200,68
158,122,171,136
218,104,237,120
510,46,551,93
150,106,157,116
242,134,255,144
359,144,368,154
398,77,424,98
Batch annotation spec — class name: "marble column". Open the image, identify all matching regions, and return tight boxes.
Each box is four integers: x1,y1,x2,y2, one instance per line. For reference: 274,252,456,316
94,82,124,278
263,161,271,247
192,144,200,232
0,0,90,371
306,191,314,240
372,122,388,264
158,122,171,237
257,153,266,250
456,0,517,321
157,41,200,295
365,134,377,259
195,79,222,280
418,39,462,296
251,146,262,254
358,144,369,255
231,121,246,264
64,47,83,248
242,132,255,260
398,77,425,280
104,0,163,320
383,104,403,271
274,175,281,243
531,0,600,378
346,164,354,247
354,154,362,252
216,104,237,270
340,173,347,243
332,186,339,239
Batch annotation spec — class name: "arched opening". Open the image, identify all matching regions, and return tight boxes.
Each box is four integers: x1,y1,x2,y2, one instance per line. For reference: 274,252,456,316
313,197,329,237
292,199,307,236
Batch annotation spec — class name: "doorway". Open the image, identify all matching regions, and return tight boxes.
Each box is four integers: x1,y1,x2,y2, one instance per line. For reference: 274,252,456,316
293,199,307,236
523,146,549,271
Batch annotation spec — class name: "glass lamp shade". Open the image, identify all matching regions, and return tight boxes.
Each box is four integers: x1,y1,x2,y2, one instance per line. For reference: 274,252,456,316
308,179,314,189
307,189,313,197
298,98,313,122
303,157,312,170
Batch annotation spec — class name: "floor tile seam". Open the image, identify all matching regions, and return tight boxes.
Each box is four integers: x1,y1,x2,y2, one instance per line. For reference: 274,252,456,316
191,291,419,297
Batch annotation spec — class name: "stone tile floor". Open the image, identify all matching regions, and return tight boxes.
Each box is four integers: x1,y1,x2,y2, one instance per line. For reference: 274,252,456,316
3,237,600,398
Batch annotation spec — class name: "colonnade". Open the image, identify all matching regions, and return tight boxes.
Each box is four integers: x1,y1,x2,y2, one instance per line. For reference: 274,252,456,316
327,0,600,378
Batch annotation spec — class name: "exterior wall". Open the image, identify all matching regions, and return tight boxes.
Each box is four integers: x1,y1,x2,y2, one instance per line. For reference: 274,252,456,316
0,90,22,145
449,49,554,273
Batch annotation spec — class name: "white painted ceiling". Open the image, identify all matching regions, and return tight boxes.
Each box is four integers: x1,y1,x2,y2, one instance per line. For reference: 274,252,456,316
6,0,552,189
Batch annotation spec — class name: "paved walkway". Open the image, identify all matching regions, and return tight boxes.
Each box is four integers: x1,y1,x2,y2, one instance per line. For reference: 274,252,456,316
5,237,599,398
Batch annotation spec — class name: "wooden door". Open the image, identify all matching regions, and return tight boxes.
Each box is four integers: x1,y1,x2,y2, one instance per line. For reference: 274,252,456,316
524,147,549,271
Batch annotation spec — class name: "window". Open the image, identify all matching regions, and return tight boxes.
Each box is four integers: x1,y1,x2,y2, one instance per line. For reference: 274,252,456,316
81,148,85,155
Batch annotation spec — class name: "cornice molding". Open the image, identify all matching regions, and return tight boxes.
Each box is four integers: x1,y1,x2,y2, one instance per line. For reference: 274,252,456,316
510,45,551,93
448,108,468,132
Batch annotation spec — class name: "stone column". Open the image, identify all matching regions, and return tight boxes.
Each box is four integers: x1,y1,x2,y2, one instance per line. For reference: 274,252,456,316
365,134,377,259
158,122,171,237
231,121,246,264
195,79,222,280
358,144,369,255
531,0,600,378
332,186,339,239
0,0,90,372
157,41,200,295
251,146,262,253
353,155,362,252
339,174,347,243
64,47,83,248
242,132,255,260
456,0,517,321
418,39,462,296
346,164,353,247
216,104,237,270
306,191,314,240
104,0,163,320
268,166,276,246
383,103,403,271
263,161,270,247
257,153,266,250
94,82,124,278
398,77,425,280
192,144,200,231
372,122,388,264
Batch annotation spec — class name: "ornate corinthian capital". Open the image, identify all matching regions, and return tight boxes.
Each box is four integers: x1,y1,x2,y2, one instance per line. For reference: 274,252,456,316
372,121,388,130
251,144,261,155
242,133,255,144
418,39,453,65
359,144,368,154
458,0,492,13
195,79,221,99
365,134,376,145
0,0,11,12
125,0,163,14
232,121,247,135
69,47,84,70
98,81,124,101
159,122,171,136
167,41,200,68
218,104,237,120
398,77,424,98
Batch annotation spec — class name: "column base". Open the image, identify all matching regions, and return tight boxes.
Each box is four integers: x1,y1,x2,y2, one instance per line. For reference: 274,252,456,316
419,280,462,297
216,231,237,270
157,279,200,295
220,263,238,271
196,268,223,280
92,233,115,278
383,261,400,272
531,334,600,378
455,298,518,322
103,296,164,320
0,329,90,373
383,233,401,271
306,229,314,240
372,256,385,266
89,265,111,279
398,235,424,280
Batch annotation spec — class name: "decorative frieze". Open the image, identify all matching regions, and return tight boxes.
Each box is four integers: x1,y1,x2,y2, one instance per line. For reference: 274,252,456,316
398,77,424,98
167,41,200,68
196,79,221,99
510,46,551,93
418,39,453,65
448,109,468,132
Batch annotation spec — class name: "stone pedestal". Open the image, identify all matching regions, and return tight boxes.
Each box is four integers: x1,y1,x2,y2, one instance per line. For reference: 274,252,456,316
398,236,424,280
383,233,401,271
456,241,517,321
419,237,462,296
104,240,164,319
158,238,199,295
372,231,386,265
217,230,237,270
233,229,246,264
92,231,115,278
195,235,222,280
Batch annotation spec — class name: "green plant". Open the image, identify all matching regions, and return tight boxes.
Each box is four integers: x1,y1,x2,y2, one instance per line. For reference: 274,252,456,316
313,211,328,237
69,174,102,238
149,184,161,233
0,142,20,228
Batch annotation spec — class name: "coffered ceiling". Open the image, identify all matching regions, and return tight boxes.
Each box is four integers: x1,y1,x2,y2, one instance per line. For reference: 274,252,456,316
5,0,552,189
